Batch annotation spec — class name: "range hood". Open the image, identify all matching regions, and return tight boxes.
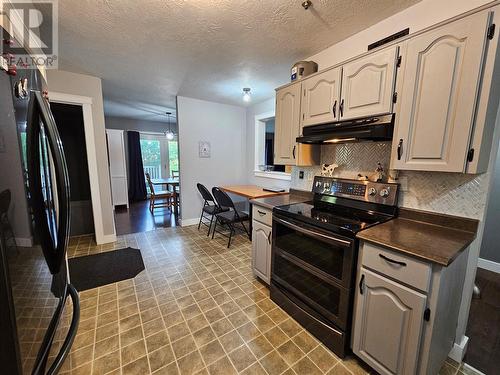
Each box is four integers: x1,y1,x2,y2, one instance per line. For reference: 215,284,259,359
296,113,394,144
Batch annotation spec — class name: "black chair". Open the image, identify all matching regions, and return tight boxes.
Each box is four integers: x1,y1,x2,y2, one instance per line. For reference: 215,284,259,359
0,189,18,254
196,183,228,236
211,187,249,248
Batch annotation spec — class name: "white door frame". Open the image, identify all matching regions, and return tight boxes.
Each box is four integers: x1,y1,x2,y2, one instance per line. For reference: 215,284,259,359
49,91,111,245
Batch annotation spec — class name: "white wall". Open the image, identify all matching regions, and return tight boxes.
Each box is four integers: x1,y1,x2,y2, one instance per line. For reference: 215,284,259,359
308,0,493,70
177,96,247,224
46,70,116,239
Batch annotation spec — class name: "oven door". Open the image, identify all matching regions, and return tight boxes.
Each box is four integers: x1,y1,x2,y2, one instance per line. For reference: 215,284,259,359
272,215,355,329
272,215,355,288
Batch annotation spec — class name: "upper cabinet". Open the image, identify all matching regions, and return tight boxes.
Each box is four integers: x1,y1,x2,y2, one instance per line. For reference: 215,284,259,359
301,67,342,128
391,12,492,173
340,46,399,120
274,83,301,165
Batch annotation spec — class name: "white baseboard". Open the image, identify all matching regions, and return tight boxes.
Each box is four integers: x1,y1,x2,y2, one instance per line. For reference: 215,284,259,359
461,363,486,375
179,218,199,227
97,233,117,245
477,257,500,273
15,237,33,247
448,335,468,363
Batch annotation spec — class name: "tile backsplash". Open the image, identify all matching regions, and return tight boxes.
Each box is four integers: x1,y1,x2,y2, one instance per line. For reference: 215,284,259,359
291,142,490,220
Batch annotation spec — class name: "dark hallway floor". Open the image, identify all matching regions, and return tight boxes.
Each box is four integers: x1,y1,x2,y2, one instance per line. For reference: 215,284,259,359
114,200,178,235
465,268,500,374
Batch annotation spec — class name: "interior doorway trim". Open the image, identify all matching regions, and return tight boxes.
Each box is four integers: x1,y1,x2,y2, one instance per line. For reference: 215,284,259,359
49,91,113,245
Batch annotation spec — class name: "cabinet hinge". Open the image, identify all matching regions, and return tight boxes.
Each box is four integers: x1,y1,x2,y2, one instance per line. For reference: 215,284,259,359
302,113,305,120
488,24,496,40
303,89,306,97
392,92,398,103
396,56,402,68
467,148,475,162
424,308,431,322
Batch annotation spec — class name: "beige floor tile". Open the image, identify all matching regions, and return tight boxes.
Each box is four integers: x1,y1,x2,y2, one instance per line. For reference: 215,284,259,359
308,345,339,372
122,355,150,375
147,344,175,372
94,334,120,359
228,344,258,372
192,326,217,347
172,334,197,359
199,339,226,365
121,339,147,365
207,356,238,375
177,350,205,375
92,349,121,374
259,350,289,375
167,321,190,342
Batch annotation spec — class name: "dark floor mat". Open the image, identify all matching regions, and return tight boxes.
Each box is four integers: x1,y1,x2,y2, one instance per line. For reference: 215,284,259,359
68,248,145,291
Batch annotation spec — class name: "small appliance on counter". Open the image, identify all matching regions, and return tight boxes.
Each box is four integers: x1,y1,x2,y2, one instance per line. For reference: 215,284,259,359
291,60,318,81
270,176,399,357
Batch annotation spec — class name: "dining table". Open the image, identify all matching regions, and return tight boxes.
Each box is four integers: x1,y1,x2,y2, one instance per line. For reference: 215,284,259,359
220,185,289,239
151,177,180,218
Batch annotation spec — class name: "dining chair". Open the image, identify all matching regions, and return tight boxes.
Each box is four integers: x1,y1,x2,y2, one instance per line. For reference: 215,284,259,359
196,183,229,236
145,172,174,213
211,187,249,248
171,170,179,178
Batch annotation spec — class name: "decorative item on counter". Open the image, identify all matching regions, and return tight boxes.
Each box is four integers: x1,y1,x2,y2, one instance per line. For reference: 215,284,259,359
357,174,369,181
369,162,385,182
321,163,338,177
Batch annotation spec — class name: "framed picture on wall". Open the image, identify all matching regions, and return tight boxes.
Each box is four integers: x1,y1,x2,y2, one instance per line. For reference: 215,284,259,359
199,141,211,158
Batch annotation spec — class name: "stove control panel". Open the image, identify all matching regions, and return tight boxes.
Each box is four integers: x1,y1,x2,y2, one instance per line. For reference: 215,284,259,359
312,177,399,206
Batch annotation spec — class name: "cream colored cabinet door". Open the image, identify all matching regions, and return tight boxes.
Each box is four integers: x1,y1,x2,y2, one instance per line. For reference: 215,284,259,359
274,83,301,165
301,67,342,128
340,46,399,120
353,268,426,375
252,220,272,284
392,12,490,172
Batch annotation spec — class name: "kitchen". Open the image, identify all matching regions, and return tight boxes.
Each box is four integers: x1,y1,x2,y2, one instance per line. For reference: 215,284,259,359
0,0,499,374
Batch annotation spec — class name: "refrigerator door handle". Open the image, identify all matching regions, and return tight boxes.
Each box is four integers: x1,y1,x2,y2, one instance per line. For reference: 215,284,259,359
46,284,80,375
26,90,71,275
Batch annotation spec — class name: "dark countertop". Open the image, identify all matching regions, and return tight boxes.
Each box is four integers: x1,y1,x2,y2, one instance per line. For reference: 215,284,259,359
357,208,479,266
249,189,312,209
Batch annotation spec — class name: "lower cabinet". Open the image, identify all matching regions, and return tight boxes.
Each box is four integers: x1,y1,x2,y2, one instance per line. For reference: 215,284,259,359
252,219,272,284
353,267,426,374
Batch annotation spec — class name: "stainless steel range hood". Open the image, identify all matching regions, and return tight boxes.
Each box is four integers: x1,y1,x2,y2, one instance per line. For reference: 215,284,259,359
296,114,394,144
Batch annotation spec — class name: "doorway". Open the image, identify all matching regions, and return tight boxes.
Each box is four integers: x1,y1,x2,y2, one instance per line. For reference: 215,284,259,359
50,103,94,236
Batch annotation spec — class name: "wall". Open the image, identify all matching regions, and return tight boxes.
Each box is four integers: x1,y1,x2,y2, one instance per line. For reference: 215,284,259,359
46,70,115,239
0,73,32,245
245,98,291,190
177,96,247,224
308,0,492,71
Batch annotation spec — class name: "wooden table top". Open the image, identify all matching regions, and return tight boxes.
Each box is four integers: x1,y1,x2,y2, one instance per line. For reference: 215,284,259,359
151,178,179,185
220,185,289,199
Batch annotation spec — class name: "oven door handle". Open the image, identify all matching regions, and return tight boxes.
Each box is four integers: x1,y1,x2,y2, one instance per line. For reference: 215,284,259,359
273,217,351,246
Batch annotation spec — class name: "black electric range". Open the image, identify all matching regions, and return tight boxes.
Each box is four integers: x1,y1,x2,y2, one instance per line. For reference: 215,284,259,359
270,177,399,357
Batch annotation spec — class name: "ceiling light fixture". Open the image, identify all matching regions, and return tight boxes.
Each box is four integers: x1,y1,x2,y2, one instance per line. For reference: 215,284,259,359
165,112,175,140
242,87,251,102
302,0,312,10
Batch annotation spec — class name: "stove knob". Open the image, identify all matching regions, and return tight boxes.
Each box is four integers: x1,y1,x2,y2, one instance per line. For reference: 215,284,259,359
368,187,377,196
380,188,390,198
323,182,330,190
315,181,322,188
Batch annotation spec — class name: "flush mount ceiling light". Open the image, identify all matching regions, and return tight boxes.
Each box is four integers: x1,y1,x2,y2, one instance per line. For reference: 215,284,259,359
165,111,175,140
302,0,312,10
242,87,251,102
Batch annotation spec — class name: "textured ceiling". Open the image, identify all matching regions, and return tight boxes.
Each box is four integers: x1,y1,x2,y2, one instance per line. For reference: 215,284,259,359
56,0,421,121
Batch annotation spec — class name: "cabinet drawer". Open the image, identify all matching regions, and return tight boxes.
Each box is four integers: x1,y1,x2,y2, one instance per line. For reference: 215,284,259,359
252,205,273,226
360,242,431,293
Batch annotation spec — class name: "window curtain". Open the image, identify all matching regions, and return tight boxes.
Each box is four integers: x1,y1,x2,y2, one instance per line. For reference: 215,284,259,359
127,131,147,201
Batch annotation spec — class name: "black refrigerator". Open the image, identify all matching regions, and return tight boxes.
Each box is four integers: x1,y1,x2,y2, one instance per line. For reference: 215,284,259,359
0,29,79,374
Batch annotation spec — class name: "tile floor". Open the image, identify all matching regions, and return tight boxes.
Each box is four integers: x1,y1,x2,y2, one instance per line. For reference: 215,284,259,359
24,226,482,374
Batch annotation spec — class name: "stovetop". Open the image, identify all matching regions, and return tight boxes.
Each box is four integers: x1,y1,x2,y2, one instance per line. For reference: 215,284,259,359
273,177,400,237
274,201,394,236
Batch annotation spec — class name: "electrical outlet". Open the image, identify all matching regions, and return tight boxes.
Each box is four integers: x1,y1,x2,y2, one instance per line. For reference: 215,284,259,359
299,170,304,179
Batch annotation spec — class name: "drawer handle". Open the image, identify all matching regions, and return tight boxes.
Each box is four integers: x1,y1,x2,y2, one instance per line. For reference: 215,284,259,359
332,100,337,118
397,139,403,160
359,274,365,295
267,231,271,244
257,210,267,216
379,254,407,267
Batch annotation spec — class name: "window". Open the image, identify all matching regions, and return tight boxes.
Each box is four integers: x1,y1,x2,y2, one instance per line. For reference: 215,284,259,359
168,140,178,174
254,114,290,180
140,138,162,179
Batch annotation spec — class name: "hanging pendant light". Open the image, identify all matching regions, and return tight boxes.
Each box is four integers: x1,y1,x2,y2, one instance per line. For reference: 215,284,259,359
242,87,251,102
165,112,175,140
